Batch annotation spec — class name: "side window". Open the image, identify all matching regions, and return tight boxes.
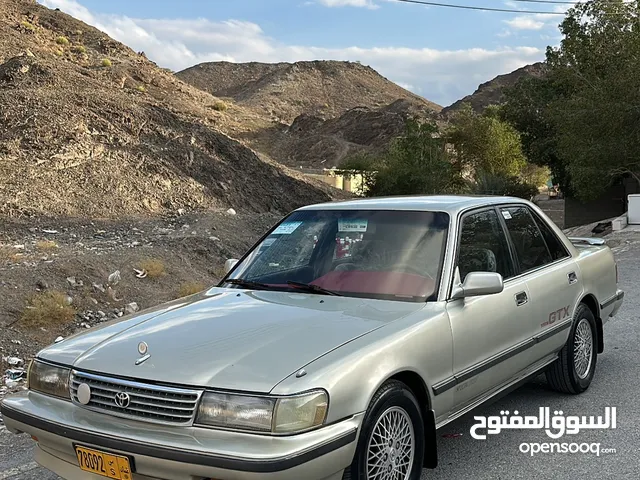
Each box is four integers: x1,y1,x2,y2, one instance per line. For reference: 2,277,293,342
531,211,570,261
500,206,552,273
458,209,514,281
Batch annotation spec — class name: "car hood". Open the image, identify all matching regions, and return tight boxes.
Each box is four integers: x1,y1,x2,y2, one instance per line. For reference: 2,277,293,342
39,288,425,392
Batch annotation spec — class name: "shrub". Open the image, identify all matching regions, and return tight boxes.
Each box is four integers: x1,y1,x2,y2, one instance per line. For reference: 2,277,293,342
136,85,146,93
101,58,112,67
178,281,207,298
54,49,64,57
55,36,69,45
35,240,58,251
21,291,76,328
212,100,227,112
20,21,36,32
137,258,166,278
72,45,87,54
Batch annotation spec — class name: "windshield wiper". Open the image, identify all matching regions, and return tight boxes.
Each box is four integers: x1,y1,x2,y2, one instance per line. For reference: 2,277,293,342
224,278,275,290
286,281,342,296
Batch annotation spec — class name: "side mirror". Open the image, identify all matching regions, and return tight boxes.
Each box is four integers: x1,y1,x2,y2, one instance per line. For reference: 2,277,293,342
224,258,239,274
451,272,504,300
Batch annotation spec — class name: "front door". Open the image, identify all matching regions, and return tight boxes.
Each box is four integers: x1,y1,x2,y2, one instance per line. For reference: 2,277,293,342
446,207,539,409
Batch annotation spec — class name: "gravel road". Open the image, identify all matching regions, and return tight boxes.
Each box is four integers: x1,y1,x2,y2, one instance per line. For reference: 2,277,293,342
2,234,639,480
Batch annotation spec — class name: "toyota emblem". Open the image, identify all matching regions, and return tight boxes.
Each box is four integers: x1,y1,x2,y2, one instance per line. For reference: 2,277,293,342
114,391,131,409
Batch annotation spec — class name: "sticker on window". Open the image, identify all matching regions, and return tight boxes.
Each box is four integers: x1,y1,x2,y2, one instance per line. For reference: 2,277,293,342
501,210,512,220
272,221,302,235
338,219,368,232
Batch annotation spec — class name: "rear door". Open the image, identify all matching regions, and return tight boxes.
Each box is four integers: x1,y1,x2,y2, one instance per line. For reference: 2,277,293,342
498,205,580,357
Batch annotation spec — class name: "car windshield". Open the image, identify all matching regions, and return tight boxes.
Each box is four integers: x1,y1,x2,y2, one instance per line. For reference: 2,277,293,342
223,209,450,302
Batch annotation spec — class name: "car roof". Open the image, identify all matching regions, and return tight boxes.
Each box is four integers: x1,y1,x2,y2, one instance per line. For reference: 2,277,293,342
297,194,529,215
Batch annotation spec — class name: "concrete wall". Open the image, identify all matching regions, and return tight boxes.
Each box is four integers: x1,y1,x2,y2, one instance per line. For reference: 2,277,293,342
301,169,364,194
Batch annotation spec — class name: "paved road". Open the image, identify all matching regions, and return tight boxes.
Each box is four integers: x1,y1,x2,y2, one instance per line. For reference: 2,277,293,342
2,240,639,480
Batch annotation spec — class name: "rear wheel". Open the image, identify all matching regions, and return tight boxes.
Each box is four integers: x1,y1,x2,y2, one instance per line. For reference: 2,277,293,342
347,380,424,480
546,303,598,394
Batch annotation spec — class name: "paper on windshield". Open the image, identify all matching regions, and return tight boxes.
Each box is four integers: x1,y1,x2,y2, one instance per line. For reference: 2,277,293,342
272,221,303,235
338,219,368,233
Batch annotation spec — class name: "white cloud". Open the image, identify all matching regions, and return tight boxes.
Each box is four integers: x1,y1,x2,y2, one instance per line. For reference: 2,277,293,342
505,17,545,31
503,5,567,32
317,0,378,8
39,0,544,106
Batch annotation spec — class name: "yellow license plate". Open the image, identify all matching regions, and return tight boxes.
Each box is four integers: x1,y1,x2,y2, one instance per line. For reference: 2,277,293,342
75,445,133,480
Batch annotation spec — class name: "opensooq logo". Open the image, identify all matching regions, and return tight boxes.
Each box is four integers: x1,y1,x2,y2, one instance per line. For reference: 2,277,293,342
470,407,617,440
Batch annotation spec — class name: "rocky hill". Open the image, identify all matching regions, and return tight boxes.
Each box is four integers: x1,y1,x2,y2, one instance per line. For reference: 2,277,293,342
441,62,547,115
0,0,342,219
176,60,442,123
243,99,439,168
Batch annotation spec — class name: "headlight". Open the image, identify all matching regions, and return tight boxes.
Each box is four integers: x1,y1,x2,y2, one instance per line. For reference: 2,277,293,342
196,390,328,434
27,360,71,399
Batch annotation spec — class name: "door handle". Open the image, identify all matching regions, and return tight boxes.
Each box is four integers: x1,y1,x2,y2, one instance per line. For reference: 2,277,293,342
515,291,528,306
568,272,578,285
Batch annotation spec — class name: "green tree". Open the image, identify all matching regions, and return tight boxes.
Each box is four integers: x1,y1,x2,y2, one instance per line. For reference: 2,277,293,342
446,103,527,178
507,0,640,201
338,118,462,197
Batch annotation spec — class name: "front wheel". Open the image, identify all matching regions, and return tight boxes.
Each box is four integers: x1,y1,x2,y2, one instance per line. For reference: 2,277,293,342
546,302,598,394
347,380,424,480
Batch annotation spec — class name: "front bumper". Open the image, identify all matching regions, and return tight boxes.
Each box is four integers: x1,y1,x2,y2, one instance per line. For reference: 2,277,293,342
1,391,361,480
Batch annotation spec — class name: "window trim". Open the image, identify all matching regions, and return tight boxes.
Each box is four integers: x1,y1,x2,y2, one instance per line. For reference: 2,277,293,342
528,208,571,261
450,205,518,291
447,202,575,300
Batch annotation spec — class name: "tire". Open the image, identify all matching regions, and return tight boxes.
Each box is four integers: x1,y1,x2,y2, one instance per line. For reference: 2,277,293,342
346,380,424,480
546,303,598,394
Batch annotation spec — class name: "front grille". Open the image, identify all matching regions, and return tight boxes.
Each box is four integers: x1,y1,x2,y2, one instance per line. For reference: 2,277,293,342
70,370,203,425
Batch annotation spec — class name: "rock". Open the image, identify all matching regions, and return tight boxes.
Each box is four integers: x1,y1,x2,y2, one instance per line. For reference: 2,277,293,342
5,357,24,367
36,279,48,290
209,236,220,241
65,296,73,305
11,340,21,345
92,283,105,293
67,276,84,288
80,322,90,329
54,336,64,343
98,310,106,318
226,208,237,215
177,208,186,216
125,302,139,315
42,229,58,234
107,270,121,285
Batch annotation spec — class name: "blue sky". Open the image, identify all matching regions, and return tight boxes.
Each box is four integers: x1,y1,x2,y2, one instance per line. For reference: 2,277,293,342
40,0,567,106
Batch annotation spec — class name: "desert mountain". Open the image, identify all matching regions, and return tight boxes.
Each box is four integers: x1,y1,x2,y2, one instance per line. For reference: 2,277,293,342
176,60,442,124
441,62,547,115
0,0,342,218
242,99,439,169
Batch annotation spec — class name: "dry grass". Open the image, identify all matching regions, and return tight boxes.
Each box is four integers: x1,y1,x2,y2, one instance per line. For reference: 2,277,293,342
211,100,228,112
178,281,207,298
35,240,58,251
101,58,112,67
0,245,20,262
54,49,63,57
55,35,69,45
137,258,166,278
21,291,76,328
20,20,36,32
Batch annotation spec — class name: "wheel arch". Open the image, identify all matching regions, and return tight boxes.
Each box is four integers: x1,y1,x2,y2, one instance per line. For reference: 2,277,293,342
385,370,438,469
579,293,603,354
